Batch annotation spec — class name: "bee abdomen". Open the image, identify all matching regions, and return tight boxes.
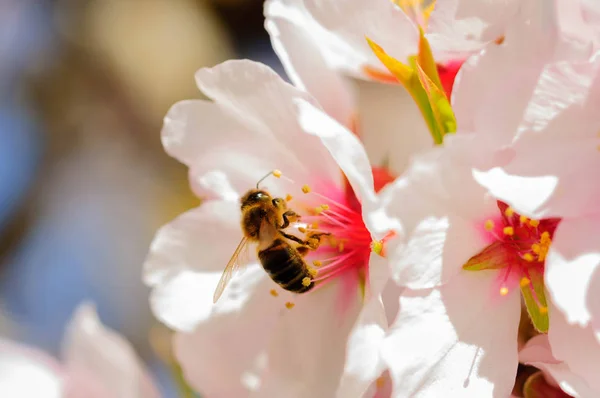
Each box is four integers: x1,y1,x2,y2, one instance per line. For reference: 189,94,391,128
258,239,314,294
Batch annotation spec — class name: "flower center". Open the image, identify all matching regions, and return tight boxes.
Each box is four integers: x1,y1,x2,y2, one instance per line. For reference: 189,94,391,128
464,201,560,331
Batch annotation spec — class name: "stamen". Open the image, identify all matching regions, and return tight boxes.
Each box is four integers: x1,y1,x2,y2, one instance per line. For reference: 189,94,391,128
529,219,539,228
312,260,322,267
298,227,307,233
285,302,295,309
503,226,514,236
519,215,528,224
520,277,531,287
272,169,282,178
270,289,279,297
338,241,345,253
302,185,311,194
320,204,330,211
376,376,386,388
522,253,534,262
307,268,318,277
302,277,312,287
531,243,540,254
285,194,293,202
484,219,495,231
499,287,509,296
504,207,514,217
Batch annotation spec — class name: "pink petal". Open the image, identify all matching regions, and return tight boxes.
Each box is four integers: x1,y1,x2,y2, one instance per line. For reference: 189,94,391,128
548,305,600,393
264,0,354,126
545,217,600,327
382,272,521,397
62,303,160,398
0,339,63,398
252,278,363,398
520,334,597,397
173,273,293,397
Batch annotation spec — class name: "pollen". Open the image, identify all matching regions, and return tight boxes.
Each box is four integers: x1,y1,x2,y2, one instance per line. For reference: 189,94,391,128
272,169,282,178
285,194,293,202
312,260,322,267
338,241,345,252
484,219,495,231
270,289,279,297
499,287,509,296
529,219,540,227
310,223,319,229
523,253,534,262
504,207,514,217
307,268,318,277
519,215,528,224
285,302,295,309
302,184,311,194
503,226,514,236
302,277,312,287
531,243,541,254
520,277,531,287
298,227,307,233
321,204,330,211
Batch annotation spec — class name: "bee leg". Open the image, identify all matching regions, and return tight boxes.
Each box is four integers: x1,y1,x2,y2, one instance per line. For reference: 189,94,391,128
280,210,300,229
280,231,307,245
304,232,331,250
296,246,310,257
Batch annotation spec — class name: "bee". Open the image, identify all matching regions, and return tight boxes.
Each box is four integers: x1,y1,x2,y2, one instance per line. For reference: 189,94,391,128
213,171,329,303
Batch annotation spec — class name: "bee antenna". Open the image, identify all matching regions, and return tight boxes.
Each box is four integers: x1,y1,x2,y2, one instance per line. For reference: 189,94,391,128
256,170,275,189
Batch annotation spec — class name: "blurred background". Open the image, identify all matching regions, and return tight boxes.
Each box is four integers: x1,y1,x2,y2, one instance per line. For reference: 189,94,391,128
0,0,285,395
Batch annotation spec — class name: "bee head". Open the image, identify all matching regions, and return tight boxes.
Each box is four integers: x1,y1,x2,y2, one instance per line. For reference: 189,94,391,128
240,189,272,210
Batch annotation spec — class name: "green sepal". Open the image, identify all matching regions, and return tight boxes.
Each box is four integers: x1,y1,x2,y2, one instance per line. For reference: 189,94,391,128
366,32,456,146
463,242,509,271
521,267,549,333
523,371,569,398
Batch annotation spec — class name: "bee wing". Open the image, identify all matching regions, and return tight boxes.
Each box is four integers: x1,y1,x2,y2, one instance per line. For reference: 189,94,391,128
213,237,252,303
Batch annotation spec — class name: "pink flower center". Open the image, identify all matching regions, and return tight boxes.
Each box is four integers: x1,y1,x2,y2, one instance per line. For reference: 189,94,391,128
477,201,560,298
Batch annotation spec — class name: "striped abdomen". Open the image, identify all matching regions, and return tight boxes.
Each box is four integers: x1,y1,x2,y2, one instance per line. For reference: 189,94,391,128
258,238,314,293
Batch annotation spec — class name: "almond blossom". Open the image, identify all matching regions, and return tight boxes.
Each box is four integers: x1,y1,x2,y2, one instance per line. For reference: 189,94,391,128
368,2,596,396
144,59,401,397
0,303,159,398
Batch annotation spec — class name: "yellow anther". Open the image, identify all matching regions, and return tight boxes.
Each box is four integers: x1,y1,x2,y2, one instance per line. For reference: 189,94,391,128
285,302,295,309
371,240,384,256
310,223,319,229
328,236,338,247
484,219,495,231
302,277,312,287
285,194,293,202
500,287,509,296
307,268,318,277
541,231,551,242
503,226,514,236
519,215,528,224
321,204,330,211
302,185,311,194
531,243,541,254
272,169,282,178
270,289,279,297
313,260,322,267
504,207,514,217
520,277,531,287
298,227,307,233
523,253,534,262
338,241,345,253
529,219,540,228
539,306,548,314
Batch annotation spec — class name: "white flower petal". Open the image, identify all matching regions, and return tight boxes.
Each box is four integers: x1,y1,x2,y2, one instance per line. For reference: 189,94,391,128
265,0,354,126
0,339,63,398
383,272,520,397
520,334,598,398
548,304,600,393
194,59,340,185
545,217,600,327
144,201,242,287
452,0,591,149
302,0,418,72
252,278,363,398
295,99,377,210
174,273,294,398
62,303,160,398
